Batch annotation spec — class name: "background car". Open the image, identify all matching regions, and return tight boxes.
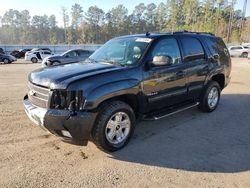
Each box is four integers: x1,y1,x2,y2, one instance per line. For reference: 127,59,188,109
25,47,52,57
228,45,250,58
25,50,53,63
42,49,94,67
0,48,4,54
11,48,32,58
0,53,17,64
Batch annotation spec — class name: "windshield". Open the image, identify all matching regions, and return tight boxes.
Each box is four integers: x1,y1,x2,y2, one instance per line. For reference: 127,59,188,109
89,37,151,66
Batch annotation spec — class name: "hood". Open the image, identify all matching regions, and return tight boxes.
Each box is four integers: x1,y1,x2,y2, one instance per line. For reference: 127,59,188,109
29,62,124,89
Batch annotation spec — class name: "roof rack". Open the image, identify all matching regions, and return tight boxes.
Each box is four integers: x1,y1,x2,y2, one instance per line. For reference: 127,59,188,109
145,31,174,36
173,30,215,36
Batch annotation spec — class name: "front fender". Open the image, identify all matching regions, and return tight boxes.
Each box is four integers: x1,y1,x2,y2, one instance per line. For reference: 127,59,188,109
84,79,140,110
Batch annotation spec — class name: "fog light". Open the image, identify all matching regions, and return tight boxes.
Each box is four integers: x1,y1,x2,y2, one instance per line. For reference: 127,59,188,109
61,130,72,138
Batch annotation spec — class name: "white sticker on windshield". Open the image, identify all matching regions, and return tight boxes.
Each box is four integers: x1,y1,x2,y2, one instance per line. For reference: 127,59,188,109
136,38,152,43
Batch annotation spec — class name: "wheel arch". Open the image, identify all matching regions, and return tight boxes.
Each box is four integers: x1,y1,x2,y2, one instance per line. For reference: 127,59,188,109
211,74,225,90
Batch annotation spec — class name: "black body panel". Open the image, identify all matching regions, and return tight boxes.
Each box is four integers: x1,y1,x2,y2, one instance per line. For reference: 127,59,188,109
24,31,231,145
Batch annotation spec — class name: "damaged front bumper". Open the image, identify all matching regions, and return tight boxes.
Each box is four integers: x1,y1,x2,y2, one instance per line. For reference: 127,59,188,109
23,95,97,145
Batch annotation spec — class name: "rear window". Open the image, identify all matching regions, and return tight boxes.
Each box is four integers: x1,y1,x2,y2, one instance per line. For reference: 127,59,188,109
180,37,205,61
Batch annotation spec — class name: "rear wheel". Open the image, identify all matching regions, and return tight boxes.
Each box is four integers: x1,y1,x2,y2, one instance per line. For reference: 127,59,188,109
31,57,38,63
242,52,248,58
92,100,136,152
198,81,221,112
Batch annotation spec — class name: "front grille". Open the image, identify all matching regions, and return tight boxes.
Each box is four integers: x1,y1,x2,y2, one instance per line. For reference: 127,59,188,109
28,82,50,108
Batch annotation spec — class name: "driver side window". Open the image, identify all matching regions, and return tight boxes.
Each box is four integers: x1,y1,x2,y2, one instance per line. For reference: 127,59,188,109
67,51,78,57
151,38,181,65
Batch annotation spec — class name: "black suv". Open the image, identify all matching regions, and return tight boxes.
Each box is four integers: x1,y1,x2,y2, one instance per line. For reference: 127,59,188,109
24,31,231,152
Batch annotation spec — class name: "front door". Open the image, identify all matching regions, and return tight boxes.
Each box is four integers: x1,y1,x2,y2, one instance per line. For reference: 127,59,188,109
143,37,188,111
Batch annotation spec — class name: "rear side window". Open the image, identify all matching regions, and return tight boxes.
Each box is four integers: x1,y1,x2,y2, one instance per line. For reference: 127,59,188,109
205,37,229,57
78,50,90,57
231,47,242,50
180,37,205,61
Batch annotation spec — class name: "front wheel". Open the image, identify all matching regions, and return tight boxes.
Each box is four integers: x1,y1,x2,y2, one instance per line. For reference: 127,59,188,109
3,59,9,64
92,101,136,152
52,61,60,66
198,81,221,112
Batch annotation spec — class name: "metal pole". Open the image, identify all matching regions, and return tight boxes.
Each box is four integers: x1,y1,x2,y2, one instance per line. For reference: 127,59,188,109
227,1,234,43
240,0,247,40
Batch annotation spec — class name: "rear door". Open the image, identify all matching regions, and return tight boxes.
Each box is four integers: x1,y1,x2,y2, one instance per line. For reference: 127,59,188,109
178,36,209,100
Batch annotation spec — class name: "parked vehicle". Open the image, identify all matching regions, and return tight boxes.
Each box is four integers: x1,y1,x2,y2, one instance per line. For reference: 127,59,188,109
228,45,250,58
31,47,52,53
25,50,53,63
24,31,231,152
42,49,94,67
11,48,32,58
0,53,17,64
0,48,5,54
25,48,52,57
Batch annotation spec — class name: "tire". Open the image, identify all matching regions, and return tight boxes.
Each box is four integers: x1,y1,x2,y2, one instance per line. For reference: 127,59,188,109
31,57,38,63
242,52,248,58
3,59,9,64
52,61,60,66
198,81,221,112
92,100,136,152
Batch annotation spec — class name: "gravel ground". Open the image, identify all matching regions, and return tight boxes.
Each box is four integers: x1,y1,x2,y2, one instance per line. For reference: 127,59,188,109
0,58,250,187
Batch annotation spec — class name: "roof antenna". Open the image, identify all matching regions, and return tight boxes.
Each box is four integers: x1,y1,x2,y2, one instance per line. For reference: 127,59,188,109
146,31,150,36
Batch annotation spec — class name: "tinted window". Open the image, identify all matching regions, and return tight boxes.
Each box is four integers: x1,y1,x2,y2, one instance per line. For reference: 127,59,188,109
66,51,78,57
205,37,228,56
181,37,205,61
151,38,181,65
44,51,51,55
78,50,90,57
230,47,243,50
205,37,230,63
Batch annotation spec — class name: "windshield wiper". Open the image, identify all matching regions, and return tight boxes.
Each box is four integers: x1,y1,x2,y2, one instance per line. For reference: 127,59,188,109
86,58,98,63
100,59,125,67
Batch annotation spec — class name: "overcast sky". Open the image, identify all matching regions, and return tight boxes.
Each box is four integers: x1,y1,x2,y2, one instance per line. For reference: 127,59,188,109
0,0,249,27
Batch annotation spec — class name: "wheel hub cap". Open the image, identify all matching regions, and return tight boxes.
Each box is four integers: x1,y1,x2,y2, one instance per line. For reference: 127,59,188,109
208,87,219,109
105,112,131,145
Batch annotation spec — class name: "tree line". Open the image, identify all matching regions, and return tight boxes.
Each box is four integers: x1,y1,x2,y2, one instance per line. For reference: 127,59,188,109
0,0,249,45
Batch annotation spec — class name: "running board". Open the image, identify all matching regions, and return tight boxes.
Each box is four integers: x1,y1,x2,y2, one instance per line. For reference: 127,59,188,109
143,102,199,121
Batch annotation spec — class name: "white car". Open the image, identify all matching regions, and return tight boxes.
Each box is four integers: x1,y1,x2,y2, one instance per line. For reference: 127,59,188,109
228,45,250,58
25,50,53,63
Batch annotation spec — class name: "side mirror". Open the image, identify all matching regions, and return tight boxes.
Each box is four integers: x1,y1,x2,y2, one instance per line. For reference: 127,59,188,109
152,55,173,67
65,55,69,58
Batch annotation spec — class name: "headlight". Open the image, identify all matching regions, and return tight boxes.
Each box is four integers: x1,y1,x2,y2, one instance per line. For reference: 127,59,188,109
50,90,86,111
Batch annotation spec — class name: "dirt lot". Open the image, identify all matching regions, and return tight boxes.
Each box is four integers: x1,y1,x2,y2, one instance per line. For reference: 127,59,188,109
1,58,250,187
